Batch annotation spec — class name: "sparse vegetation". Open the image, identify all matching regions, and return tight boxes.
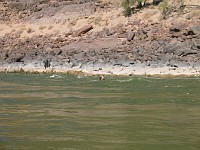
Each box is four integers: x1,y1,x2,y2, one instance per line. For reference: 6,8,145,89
185,10,200,20
27,27,34,33
38,25,46,30
16,29,23,35
68,19,77,27
159,0,185,19
137,0,146,8
16,25,26,35
11,29,16,33
158,0,169,18
19,25,26,31
122,0,135,17
94,16,102,26
48,25,54,30
143,10,159,19
121,0,148,17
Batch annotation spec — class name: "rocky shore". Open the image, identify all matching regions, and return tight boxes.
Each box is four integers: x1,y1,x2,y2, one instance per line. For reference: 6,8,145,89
0,0,200,76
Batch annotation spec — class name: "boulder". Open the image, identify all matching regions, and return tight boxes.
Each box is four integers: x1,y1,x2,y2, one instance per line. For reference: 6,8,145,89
174,49,185,56
9,2,26,11
132,19,141,25
0,51,9,60
49,48,62,56
96,28,109,37
107,28,117,36
168,60,179,68
164,39,183,54
9,53,25,63
8,0,35,11
170,23,186,32
72,25,93,37
88,49,96,57
33,5,43,12
181,48,197,56
127,31,135,41
73,52,85,61
55,37,65,43
187,25,200,35
192,40,200,50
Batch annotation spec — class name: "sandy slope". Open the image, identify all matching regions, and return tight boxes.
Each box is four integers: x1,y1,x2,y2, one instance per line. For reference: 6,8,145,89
0,0,199,39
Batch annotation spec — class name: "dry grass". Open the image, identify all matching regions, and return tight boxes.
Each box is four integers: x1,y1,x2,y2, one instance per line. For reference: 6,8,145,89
185,10,200,20
26,27,35,33
100,0,122,3
19,26,26,31
67,19,77,28
16,29,23,35
16,25,26,34
38,25,46,30
184,0,200,5
94,16,102,26
100,0,122,6
143,10,159,19
11,29,16,33
48,25,54,30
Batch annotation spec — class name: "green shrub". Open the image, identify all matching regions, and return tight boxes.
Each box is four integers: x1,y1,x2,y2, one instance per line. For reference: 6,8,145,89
137,0,143,8
158,0,169,18
122,0,147,17
122,0,135,17
159,0,185,19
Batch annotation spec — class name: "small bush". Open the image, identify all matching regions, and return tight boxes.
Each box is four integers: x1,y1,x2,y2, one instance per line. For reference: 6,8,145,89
137,0,143,8
121,0,147,17
122,0,135,17
159,0,168,17
159,0,185,19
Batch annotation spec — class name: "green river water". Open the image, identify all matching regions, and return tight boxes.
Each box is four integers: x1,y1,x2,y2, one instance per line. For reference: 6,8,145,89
0,73,200,150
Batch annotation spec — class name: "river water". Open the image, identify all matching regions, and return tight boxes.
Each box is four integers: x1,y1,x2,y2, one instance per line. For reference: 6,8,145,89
0,73,200,150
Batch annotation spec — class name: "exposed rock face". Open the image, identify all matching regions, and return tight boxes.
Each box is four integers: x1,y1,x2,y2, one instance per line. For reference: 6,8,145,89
164,39,183,54
127,31,135,41
49,49,62,56
0,0,200,75
0,0,96,23
8,52,25,63
188,26,200,36
72,25,93,37
170,23,187,32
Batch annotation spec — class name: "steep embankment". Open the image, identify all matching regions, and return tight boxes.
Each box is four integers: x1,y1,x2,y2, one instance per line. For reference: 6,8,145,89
0,0,200,75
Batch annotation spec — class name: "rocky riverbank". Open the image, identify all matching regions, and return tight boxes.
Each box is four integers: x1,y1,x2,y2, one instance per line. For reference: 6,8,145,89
0,0,200,76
